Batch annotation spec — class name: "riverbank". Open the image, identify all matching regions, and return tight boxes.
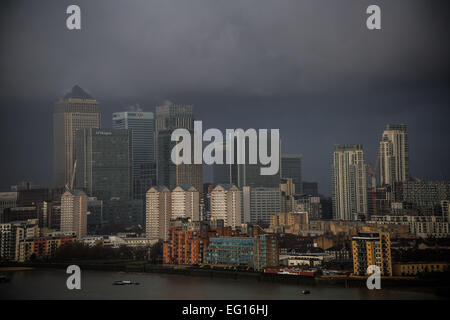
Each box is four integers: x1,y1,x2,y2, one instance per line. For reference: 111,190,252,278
2,268,442,300
1,261,449,296
0,267,35,272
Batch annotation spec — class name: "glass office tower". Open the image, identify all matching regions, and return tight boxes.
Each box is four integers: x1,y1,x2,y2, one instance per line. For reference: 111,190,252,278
113,111,156,200
75,128,132,201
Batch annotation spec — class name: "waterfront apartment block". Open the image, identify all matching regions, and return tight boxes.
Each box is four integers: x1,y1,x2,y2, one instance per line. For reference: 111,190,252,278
171,186,200,221
210,184,242,228
60,189,88,238
205,233,279,271
145,186,172,240
19,235,76,262
162,219,239,265
0,219,39,261
146,185,200,241
352,231,392,276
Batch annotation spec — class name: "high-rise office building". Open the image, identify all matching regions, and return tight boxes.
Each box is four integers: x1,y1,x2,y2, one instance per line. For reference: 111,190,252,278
155,104,203,193
87,197,103,235
242,187,281,225
302,182,319,197
379,124,409,186
210,184,242,228
280,178,295,213
213,135,280,189
75,128,132,201
156,130,177,190
352,231,392,276
0,192,18,223
112,111,156,200
61,189,87,238
155,104,194,133
145,186,172,240
171,185,200,221
174,132,204,197
281,154,302,193
332,144,368,221
294,195,322,220
103,199,144,228
53,85,100,187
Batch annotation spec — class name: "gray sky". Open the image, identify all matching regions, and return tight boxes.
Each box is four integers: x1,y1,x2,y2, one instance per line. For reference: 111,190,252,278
0,0,449,195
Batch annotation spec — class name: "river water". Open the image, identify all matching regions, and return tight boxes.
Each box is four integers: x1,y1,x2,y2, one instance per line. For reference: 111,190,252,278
0,269,441,300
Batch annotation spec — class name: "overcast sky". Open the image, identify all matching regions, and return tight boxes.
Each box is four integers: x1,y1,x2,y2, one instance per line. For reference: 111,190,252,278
0,0,449,195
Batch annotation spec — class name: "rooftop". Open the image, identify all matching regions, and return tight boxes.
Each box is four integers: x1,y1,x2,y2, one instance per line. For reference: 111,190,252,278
63,85,94,100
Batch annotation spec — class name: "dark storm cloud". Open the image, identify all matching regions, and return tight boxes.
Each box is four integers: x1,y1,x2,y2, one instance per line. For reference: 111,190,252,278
1,0,448,99
0,0,449,194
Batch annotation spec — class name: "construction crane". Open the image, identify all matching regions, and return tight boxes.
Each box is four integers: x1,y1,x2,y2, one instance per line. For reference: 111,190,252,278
367,153,379,216
66,160,77,191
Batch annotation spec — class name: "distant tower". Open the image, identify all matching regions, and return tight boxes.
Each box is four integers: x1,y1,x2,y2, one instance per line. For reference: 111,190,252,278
379,124,409,186
61,189,87,238
332,144,368,220
281,154,302,193
155,104,202,195
213,135,280,189
112,111,156,200
174,131,203,197
75,128,132,201
53,85,100,187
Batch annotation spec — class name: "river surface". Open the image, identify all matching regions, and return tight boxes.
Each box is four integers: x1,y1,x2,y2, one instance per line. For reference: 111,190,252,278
0,269,441,300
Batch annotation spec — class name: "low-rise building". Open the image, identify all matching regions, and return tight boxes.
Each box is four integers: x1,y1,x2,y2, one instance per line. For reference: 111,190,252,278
279,253,333,267
369,215,450,238
324,246,352,262
266,212,309,234
18,234,76,262
392,262,450,276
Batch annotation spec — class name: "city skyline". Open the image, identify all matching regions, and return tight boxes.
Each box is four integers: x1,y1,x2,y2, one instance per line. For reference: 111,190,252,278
1,1,449,196
0,1,449,303
1,88,448,197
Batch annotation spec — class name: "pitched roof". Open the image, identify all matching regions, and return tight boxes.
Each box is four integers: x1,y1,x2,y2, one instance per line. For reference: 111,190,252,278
63,85,93,99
